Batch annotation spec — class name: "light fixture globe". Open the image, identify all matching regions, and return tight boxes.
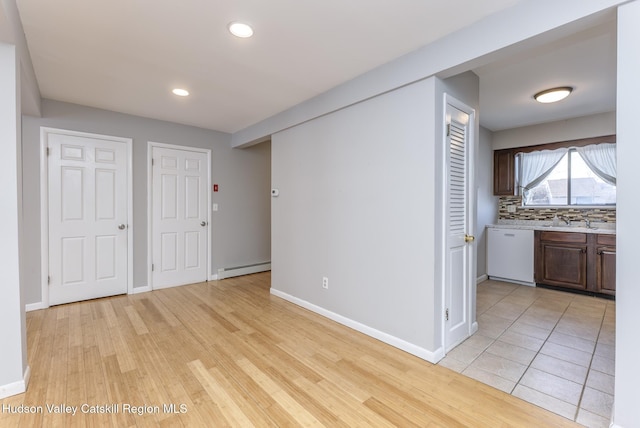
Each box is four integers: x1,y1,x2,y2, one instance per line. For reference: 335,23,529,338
534,87,573,103
228,22,254,38
172,88,189,97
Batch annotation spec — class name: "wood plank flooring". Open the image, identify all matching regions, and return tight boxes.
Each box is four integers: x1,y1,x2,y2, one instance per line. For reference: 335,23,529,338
1,272,579,427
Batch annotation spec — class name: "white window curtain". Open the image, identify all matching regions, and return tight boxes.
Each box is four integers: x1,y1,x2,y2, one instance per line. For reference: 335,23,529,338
576,143,616,185
518,147,567,202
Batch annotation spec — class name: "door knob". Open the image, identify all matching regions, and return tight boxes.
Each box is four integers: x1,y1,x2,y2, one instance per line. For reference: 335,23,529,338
464,234,475,243
118,224,126,230
200,221,207,227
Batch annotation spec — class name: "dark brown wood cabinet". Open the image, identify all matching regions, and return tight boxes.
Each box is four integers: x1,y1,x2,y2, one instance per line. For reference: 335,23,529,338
535,231,587,290
595,234,616,296
493,149,515,196
535,231,616,296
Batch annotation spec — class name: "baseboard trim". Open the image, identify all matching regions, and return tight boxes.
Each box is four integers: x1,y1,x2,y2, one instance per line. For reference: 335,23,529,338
488,275,535,287
218,262,271,280
270,288,441,364
131,285,152,295
0,366,30,399
476,274,488,284
25,302,47,312
471,321,479,334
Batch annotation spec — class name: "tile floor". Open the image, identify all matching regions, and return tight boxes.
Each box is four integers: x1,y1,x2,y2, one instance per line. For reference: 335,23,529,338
438,280,615,428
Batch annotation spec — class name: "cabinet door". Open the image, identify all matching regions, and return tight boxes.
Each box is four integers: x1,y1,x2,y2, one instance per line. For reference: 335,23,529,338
540,243,587,289
493,149,514,196
596,247,616,295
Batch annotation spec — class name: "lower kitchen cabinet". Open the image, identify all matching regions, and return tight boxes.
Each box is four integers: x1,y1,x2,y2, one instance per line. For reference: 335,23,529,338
595,234,616,296
535,230,616,297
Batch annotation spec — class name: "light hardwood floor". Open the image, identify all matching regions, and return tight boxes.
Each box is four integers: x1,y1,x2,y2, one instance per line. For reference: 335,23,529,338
1,272,579,427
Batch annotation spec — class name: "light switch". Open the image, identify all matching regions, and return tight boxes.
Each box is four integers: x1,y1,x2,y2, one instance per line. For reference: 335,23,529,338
212,203,218,212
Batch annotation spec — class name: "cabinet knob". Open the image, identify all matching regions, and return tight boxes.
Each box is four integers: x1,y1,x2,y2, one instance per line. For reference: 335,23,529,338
464,235,475,243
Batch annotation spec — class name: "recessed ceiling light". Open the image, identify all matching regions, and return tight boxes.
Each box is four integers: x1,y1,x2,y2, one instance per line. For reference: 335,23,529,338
534,87,573,103
228,22,254,38
172,88,189,97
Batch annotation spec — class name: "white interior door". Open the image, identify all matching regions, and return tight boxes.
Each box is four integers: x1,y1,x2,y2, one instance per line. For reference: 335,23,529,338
48,132,129,305
444,100,475,351
152,146,208,289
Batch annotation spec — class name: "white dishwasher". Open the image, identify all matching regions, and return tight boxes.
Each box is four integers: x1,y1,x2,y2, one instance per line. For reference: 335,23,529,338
487,227,534,285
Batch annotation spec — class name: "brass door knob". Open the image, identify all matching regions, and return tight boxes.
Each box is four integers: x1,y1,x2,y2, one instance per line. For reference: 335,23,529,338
464,235,475,243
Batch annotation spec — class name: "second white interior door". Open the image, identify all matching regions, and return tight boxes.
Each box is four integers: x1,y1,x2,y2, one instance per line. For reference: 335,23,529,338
152,146,209,289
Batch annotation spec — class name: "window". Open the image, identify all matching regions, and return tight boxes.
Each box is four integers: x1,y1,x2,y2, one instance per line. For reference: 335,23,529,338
518,144,616,207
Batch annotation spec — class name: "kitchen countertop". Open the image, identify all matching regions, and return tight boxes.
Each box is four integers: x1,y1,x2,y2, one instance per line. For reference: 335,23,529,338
487,220,616,235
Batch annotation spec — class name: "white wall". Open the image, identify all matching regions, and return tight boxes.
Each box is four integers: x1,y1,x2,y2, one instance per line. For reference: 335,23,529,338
272,78,438,357
477,127,498,279
0,42,28,398
491,111,615,150
614,2,640,427
21,100,271,305
271,71,478,361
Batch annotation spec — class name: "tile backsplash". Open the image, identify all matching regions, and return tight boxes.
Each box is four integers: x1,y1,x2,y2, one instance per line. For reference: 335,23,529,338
498,196,616,223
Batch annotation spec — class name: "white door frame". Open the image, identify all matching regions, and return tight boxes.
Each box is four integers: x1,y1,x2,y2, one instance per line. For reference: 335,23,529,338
40,127,133,308
147,141,212,289
440,94,478,353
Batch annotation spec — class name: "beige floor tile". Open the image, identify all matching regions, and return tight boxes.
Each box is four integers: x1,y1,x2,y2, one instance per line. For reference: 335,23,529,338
462,366,515,394
594,342,615,360
512,384,577,420
576,408,610,428
468,280,616,425
586,369,615,395
540,341,593,367
485,301,529,322
530,354,588,385
590,355,615,376
580,387,614,418
460,333,495,351
507,320,552,341
446,341,485,365
520,368,583,405
547,330,596,354
554,321,600,342
437,356,468,373
500,293,537,307
485,340,537,366
497,330,544,352
467,353,527,382
517,313,559,330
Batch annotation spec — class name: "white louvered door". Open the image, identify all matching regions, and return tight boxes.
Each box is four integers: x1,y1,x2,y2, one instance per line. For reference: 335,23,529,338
444,101,474,351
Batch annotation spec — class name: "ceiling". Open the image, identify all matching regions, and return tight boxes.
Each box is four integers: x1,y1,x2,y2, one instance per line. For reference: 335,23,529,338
14,0,615,134
474,19,616,131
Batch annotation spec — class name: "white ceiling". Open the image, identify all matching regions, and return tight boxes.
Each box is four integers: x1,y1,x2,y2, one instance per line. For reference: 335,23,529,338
474,19,616,131
14,0,616,134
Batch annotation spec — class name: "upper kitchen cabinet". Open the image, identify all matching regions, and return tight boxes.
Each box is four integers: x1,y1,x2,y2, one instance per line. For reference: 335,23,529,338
493,149,515,195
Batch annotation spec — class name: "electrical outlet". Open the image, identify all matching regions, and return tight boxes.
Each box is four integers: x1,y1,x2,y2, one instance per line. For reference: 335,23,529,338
322,277,329,289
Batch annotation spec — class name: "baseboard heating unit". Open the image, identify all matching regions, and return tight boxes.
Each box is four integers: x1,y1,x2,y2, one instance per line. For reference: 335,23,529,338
217,262,271,280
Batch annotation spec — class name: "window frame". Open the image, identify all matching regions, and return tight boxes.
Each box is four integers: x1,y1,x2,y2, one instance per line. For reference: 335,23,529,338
513,135,616,208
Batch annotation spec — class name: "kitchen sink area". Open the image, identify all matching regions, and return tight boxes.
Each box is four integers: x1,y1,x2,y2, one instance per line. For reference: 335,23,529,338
487,221,616,298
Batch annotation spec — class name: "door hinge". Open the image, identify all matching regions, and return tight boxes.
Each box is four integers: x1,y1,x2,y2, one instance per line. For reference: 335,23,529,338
446,124,451,136
48,275,50,284
151,264,154,272
445,308,449,321
151,158,154,166
46,147,50,156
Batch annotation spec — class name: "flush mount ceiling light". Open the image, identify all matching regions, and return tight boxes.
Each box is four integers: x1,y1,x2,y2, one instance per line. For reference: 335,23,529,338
534,86,573,103
228,22,254,38
172,88,189,97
